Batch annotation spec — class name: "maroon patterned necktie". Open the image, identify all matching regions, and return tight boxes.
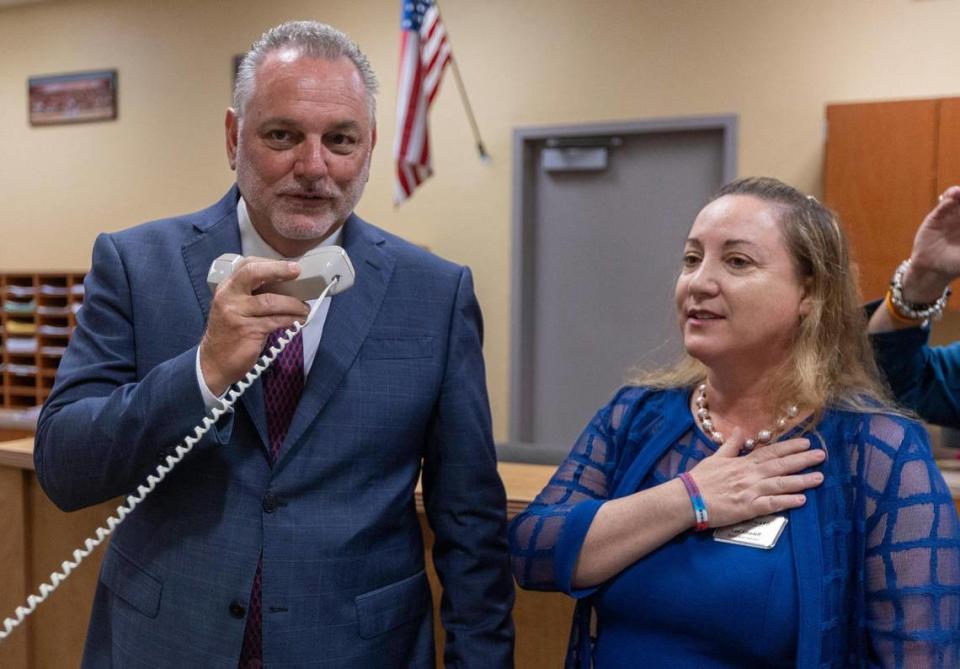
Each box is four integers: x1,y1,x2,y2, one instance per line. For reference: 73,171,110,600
239,328,304,668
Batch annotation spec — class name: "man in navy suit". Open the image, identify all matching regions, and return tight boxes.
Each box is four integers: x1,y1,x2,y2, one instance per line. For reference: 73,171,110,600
35,20,514,668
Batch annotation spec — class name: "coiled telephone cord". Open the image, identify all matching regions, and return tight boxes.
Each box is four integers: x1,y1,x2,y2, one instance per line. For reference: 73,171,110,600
0,279,336,642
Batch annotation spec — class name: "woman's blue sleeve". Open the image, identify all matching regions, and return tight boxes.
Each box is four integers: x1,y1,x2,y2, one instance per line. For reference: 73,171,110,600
869,303,960,427
508,388,643,597
861,414,960,667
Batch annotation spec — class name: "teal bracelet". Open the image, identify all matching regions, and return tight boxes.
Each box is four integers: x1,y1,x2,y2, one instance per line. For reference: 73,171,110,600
678,471,709,531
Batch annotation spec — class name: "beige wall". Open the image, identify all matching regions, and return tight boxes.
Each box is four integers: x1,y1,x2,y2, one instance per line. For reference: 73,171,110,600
2,0,960,440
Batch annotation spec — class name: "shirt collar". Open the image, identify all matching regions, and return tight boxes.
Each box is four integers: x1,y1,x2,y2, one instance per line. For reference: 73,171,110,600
237,197,344,259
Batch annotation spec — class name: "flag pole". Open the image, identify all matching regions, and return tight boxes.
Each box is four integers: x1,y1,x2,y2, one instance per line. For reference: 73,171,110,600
434,1,489,161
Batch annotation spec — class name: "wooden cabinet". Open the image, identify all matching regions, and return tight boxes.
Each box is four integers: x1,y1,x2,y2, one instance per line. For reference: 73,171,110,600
824,97,960,303
938,98,960,200
1,272,85,409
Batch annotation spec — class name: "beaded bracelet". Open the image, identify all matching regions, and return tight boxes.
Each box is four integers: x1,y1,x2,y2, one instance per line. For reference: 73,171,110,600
888,259,951,326
884,289,924,326
678,471,709,532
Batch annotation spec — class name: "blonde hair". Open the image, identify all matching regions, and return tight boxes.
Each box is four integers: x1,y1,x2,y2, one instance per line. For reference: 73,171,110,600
630,176,893,417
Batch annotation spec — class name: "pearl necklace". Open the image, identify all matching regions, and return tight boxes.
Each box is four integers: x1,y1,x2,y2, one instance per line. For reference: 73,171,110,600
694,384,799,450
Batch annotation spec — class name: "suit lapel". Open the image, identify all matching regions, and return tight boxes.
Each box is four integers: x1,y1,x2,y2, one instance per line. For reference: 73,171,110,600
181,192,242,321
276,215,394,468
180,188,271,452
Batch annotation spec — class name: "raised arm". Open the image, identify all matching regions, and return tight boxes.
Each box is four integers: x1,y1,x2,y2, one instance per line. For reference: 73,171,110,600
867,187,960,425
35,234,216,511
868,186,960,336
35,234,309,511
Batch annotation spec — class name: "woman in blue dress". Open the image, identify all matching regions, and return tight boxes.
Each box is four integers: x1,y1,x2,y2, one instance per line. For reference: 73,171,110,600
509,177,960,668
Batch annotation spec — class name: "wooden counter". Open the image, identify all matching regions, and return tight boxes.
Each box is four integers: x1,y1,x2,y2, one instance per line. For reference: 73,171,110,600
0,437,32,469
0,439,571,669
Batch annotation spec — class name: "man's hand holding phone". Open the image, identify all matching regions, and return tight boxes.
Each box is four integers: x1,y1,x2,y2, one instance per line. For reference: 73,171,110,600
199,257,308,396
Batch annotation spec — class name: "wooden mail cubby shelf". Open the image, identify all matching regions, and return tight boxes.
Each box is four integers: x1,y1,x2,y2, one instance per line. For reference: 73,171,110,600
0,272,85,409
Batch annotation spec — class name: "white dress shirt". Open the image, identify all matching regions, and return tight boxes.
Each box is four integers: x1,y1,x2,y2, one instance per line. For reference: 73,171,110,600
196,197,342,409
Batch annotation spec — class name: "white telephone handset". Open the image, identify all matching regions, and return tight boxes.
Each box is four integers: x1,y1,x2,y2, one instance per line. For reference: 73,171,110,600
207,246,355,300
0,247,354,643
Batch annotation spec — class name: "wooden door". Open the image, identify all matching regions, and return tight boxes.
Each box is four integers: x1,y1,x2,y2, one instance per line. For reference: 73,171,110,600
937,97,960,193
824,100,939,302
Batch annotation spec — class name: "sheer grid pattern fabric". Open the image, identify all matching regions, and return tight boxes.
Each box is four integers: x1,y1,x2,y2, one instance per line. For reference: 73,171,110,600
239,328,305,668
508,386,960,668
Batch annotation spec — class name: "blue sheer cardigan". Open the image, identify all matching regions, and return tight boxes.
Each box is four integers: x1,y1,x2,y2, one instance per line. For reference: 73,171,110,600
508,386,960,668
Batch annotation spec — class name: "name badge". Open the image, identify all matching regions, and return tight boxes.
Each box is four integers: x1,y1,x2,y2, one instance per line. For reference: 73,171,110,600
713,514,788,550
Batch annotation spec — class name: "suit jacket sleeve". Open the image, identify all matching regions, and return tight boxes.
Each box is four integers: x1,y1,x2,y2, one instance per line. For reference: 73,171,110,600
35,233,229,512
420,266,515,669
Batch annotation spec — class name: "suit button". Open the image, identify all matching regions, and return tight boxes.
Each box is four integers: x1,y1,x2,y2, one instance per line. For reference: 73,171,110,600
262,493,278,513
229,600,246,619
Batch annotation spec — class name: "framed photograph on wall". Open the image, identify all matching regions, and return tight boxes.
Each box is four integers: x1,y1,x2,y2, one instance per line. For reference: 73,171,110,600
28,69,118,126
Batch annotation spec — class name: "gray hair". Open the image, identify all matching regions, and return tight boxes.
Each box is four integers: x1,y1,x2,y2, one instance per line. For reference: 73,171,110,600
233,20,379,120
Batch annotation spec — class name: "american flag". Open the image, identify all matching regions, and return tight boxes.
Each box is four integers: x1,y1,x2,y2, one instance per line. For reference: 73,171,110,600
394,0,453,203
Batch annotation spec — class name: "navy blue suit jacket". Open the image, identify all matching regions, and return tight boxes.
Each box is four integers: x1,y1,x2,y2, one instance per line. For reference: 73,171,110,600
35,188,515,668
